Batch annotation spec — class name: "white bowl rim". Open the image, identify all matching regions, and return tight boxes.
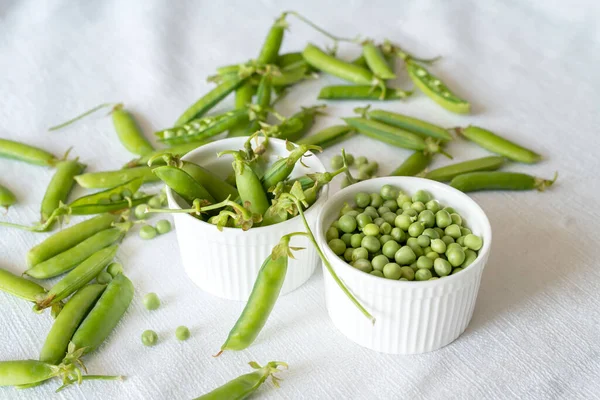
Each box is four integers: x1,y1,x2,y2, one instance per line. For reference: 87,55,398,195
164,137,329,235
316,176,492,288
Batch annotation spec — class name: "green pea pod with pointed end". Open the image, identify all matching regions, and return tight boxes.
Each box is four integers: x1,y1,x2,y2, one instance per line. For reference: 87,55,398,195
450,171,557,192
0,138,59,167
111,104,154,156
39,284,106,365
75,166,158,189
257,14,287,64
425,156,505,182
406,60,470,114
458,126,541,164
0,268,47,302
35,245,117,310
0,360,60,387
227,83,257,138
41,159,86,224
219,151,269,215
274,105,325,143
303,43,376,85
366,109,453,141
343,117,427,151
0,183,16,210
390,151,432,177
152,166,215,205
261,143,321,191
297,125,354,149
363,42,396,80
71,273,134,354
318,85,411,101
180,162,238,202
195,361,288,400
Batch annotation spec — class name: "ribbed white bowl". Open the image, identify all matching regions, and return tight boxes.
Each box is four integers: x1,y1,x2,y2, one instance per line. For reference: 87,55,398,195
316,177,492,354
167,137,327,301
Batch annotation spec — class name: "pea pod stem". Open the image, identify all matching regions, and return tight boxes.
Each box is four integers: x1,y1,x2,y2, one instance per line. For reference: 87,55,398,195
48,103,115,131
56,375,124,393
284,11,356,45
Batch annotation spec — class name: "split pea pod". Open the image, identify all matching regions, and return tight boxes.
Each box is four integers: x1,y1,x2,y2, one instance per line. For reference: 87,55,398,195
0,138,58,167
27,214,119,267
25,227,126,279
297,125,354,149
0,268,46,302
69,177,143,208
175,76,247,126
180,162,238,202
220,151,269,215
152,166,216,205
75,166,158,189
0,360,62,387
343,117,429,152
0,183,16,210
425,156,506,181
71,273,134,354
458,126,541,164
160,109,249,145
406,60,470,114
41,159,86,223
390,151,432,176
366,109,453,141
318,85,411,101
450,171,557,192
111,104,154,156
35,245,117,310
256,14,287,65
261,144,320,191
39,284,106,365
363,42,396,79
219,238,290,352
302,43,376,85
195,361,287,400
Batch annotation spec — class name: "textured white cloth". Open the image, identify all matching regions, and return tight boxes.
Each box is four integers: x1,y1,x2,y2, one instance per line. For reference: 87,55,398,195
1,0,600,399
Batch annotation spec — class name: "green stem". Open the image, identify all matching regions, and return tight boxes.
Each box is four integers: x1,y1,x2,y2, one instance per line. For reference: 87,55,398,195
48,103,115,131
56,375,124,393
284,11,357,45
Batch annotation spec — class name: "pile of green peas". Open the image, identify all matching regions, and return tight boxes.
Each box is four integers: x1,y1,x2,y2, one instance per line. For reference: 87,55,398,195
326,185,483,281
330,153,379,187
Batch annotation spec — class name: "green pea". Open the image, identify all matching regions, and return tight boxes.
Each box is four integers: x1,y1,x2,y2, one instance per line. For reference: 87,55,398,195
96,271,113,284
410,262,419,271
352,247,369,261
450,213,463,226
422,246,432,254
121,189,133,198
107,262,123,277
394,246,416,265
431,238,447,254
379,235,393,245
379,222,392,235
134,204,148,220
331,220,340,229
434,258,452,276
175,325,190,341
142,330,158,346
361,223,378,236
344,210,360,218
396,194,411,208
411,201,426,213
390,227,406,243
444,206,456,214
416,235,430,248
429,277,439,280
426,251,440,260
464,234,483,251
140,225,157,240
446,242,462,252
339,203,353,217
416,256,434,270
412,190,432,203
133,191,147,199
365,161,379,175
371,254,389,271
441,235,455,245
143,292,161,310
401,201,413,211
148,196,163,209
434,227,445,237
456,236,465,246
423,228,439,239
340,176,351,188
156,219,172,234
400,278,408,281
370,193,383,207
426,200,440,213
418,210,435,228
356,156,368,166
400,266,415,280
330,154,344,169
363,206,379,219
394,214,412,230
372,217,384,227
462,249,478,267
338,215,357,233
355,192,371,208
361,236,381,253
97,198,110,205
383,263,402,280
382,199,398,212
370,270,384,277
402,208,418,218
460,227,472,236
452,267,464,275
350,233,365,248
447,247,466,267
343,248,354,262
109,193,122,203
381,184,399,200
326,226,339,241
382,240,401,259
406,238,424,257
353,259,372,273
445,224,462,239
408,221,425,237
415,269,432,281
328,239,347,255
340,233,353,247
381,211,397,225
435,210,452,228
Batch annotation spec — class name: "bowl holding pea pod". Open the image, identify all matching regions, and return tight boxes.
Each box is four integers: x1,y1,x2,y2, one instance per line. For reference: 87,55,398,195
166,137,328,301
317,176,492,354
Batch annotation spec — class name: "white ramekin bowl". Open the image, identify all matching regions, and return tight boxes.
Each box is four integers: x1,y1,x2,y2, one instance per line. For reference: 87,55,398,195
166,137,327,301
316,176,492,354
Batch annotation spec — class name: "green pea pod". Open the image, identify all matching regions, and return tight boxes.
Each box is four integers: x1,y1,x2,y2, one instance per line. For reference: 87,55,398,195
243,74,273,136
41,159,86,224
0,360,60,387
425,156,506,181
71,273,134,354
390,151,432,176
302,167,346,205
351,54,369,68
277,52,305,68
195,361,288,400
227,83,257,138
39,284,106,365
152,166,216,205
270,64,310,87
274,105,325,143
0,268,47,302
221,151,269,215
175,76,247,126
450,171,557,192
125,141,210,168
111,104,154,156
459,126,541,164
0,138,59,167
261,144,320,191
161,109,249,145
220,239,290,352
260,204,289,227
70,178,143,208
256,14,286,64
27,214,119,267
297,125,354,149
366,109,453,141
25,227,126,279
67,195,151,216
0,183,16,210
75,166,158,189
318,85,411,101
363,42,396,79
181,162,238,202
406,60,470,114
343,117,428,152
36,245,118,310
303,43,375,85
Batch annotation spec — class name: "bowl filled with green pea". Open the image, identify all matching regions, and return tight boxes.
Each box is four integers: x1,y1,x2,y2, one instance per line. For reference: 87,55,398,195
316,177,491,354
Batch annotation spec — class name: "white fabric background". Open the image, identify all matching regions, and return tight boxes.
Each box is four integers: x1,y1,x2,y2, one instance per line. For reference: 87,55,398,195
1,0,599,399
